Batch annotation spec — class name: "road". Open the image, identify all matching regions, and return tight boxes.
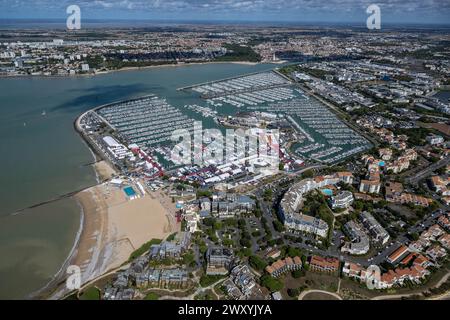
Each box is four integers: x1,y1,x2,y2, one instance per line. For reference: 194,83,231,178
298,289,342,300
407,156,450,185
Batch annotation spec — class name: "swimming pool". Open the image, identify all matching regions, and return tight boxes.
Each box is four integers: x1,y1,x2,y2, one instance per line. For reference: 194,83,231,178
321,189,333,196
124,186,137,197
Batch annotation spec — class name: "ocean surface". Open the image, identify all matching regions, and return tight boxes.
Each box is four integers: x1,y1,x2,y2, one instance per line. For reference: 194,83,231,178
0,62,275,299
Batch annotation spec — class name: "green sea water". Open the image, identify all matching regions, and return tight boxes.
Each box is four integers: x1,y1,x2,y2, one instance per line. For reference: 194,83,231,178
0,62,275,299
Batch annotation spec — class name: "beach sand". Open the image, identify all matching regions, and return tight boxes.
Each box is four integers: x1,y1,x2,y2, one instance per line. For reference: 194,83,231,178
48,181,177,299
94,160,117,181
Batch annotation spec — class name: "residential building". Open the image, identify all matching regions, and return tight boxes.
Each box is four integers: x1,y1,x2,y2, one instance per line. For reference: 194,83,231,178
378,148,393,161
206,247,234,275
425,245,447,261
342,262,367,282
387,245,409,265
426,134,444,145
265,256,302,277
341,221,370,255
359,211,390,245
430,176,450,196
309,255,339,273
421,224,445,241
385,181,404,202
279,173,351,237
359,179,381,194
223,264,264,300
336,171,354,184
331,191,354,209
438,233,450,250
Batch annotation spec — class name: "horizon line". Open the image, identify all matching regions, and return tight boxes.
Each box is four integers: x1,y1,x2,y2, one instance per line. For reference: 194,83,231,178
1,18,450,27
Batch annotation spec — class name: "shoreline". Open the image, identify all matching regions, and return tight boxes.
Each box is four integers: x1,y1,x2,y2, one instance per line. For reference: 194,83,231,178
42,161,176,300
0,60,270,79
28,197,86,300
32,160,115,300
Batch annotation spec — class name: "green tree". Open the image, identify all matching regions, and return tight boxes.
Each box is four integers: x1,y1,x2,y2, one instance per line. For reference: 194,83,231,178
260,275,283,292
249,255,267,271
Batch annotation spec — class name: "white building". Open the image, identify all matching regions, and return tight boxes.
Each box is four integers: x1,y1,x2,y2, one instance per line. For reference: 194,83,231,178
331,191,354,209
426,135,444,145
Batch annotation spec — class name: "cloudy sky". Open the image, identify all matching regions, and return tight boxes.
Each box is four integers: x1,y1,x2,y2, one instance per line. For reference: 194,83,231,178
1,0,449,24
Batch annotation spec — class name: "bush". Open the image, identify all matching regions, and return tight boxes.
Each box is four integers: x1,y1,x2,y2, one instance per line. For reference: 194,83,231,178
292,269,304,279
200,275,225,288
145,292,159,300
287,288,299,297
249,255,267,271
79,287,100,300
260,275,283,292
273,220,285,232
128,238,162,261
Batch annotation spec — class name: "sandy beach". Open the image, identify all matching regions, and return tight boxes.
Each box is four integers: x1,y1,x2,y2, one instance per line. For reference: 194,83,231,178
94,160,117,181
47,177,178,299
75,183,175,280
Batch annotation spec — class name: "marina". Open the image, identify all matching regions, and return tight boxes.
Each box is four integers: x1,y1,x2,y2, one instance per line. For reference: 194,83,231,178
245,95,371,164
96,95,196,148
187,70,371,164
187,71,291,99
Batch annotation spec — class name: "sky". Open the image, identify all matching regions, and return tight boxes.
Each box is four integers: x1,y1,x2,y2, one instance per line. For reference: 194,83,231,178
0,0,449,25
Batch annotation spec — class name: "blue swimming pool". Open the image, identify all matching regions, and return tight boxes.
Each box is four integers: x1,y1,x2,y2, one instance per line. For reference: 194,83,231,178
321,189,333,196
124,186,137,197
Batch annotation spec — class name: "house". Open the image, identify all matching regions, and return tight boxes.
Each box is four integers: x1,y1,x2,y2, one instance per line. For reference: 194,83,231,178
385,181,404,202
394,193,433,207
359,179,381,194
211,194,256,217
378,148,393,161
336,171,354,184
430,176,450,195
149,232,191,259
386,157,411,174
400,253,431,268
309,255,339,273
159,268,189,288
438,233,450,250
409,238,431,252
265,248,281,260
437,214,450,231
421,224,445,241
387,245,409,265
425,245,447,261
378,265,430,289
284,214,329,238
342,262,367,282
265,256,302,277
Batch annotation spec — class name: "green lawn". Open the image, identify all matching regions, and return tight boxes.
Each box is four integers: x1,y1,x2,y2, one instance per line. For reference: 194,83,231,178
79,287,101,300
128,238,162,261
144,292,159,300
199,274,226,288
